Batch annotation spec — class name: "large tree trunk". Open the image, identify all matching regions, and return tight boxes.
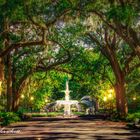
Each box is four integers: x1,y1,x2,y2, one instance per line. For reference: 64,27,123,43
109,56,128,116
12,92,20,112
104,42,128,117
88,24,130,117
12,87,21,112
0,58,4,81
6,54,13,111
109,55,128,117
0,57,4,95
114,77,128,117
12,64,17,111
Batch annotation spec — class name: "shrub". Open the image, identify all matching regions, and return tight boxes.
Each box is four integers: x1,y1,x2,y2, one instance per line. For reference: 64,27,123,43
126,112,140,122
17,111,32,120
22,114,32,120
0,112,21,126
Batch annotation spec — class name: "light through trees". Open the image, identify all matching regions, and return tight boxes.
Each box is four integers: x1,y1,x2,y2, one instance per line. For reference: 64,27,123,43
133,96,136,101
103,97,107,102
30,96,34,101
21,94,25,99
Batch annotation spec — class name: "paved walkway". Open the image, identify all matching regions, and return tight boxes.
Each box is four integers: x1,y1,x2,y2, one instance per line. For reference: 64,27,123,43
0,117,140,140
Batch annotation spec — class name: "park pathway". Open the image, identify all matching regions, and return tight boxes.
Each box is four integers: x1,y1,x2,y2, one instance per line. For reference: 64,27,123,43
0,117,140,140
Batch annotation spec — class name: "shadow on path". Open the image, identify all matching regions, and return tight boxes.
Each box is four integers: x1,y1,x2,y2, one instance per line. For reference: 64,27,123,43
0,116,140,140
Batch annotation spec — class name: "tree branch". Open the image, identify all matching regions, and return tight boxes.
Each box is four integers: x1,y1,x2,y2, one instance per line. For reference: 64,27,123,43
37,51,71,71
123,52,136,73
125,62,140,75
0,40,43,57
53,67,73,75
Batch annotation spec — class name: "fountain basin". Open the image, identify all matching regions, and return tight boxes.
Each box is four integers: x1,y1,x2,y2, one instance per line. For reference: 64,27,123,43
56,100,79,105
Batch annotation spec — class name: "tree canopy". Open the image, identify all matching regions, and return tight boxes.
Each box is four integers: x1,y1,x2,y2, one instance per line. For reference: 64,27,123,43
0,0,140,117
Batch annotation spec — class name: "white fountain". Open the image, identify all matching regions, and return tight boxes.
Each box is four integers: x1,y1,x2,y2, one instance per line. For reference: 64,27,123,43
56,80,79,116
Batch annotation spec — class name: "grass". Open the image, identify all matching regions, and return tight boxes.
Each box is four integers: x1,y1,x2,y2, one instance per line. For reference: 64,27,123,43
31,112,63,117
73,112,85,116
30,112,85,117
